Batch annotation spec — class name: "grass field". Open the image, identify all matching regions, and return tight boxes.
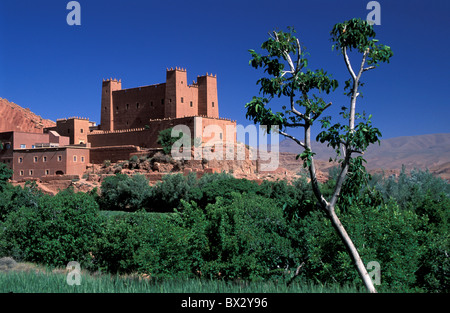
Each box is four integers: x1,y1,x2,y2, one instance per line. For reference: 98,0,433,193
0,262,365,293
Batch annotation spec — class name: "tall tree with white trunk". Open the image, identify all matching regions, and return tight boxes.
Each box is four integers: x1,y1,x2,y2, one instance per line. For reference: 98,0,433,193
245,18,393,293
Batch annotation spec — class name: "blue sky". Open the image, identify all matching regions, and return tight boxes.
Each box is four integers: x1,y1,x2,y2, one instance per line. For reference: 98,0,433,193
0,0,449,140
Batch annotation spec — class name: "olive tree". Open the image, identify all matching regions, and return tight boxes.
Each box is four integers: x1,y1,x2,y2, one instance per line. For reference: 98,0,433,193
245,18,393,293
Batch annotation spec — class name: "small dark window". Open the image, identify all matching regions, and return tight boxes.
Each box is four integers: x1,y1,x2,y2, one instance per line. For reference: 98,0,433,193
80,129,84,133
150,101,153,107
136,102,140,109
181,97,184,103
126,103,129,110
190,101,193,107
104,106,107,111
212,102,215,107
161,99,164,105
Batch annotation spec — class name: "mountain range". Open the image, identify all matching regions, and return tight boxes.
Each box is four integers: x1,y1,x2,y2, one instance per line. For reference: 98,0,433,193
274,133,450,180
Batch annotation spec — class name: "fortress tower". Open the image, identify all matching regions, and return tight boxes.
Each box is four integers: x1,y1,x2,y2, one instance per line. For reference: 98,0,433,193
99,68,220,131
100,78,122,131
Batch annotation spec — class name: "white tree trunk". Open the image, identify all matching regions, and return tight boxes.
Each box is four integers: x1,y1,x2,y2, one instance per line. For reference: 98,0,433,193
327,207,377,293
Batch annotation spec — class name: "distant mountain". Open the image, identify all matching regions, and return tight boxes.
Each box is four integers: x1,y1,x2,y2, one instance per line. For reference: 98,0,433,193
275,133,450,179
0,97,55,133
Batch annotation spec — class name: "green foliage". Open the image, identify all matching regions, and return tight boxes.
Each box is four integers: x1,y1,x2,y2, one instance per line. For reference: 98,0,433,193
0,163,13,189
157,128,184,155
99,173,151,211
0,188,102,268
330,18,393,65
0,181,42,222
147,173,198,212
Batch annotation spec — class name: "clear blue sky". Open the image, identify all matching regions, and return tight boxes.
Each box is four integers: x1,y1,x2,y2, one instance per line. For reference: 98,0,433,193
0,0,449,140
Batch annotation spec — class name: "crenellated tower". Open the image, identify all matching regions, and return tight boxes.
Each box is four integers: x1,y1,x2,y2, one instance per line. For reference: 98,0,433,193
197,73,218,118
100,78,122,131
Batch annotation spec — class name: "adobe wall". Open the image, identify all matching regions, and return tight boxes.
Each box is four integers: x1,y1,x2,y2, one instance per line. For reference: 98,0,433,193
54,117,90,144
88,116,236,152
65,148,90,176
112,83,166,130
90,145,141,164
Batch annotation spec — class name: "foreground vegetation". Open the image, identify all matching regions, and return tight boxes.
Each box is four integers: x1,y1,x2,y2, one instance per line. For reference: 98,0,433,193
0,163,449,293
0,265,365,293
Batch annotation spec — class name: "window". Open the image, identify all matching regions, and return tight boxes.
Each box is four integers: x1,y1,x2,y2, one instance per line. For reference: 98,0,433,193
126,103,129,110
29,170,33,176
57,155,62,162
43,156,47,162
190,101,193,107
20,170,24,176
161,99,164,105
81,156,85,163
104,106,107,111
45,169,50,175
33,156,38,163
18,157,23,163
80,129,84,133
150,101,153,107
20,144,26,149
32,145,35,149
212,102,215,107
73,156,77,162
220,133,223,140
136,102,140,109
68,129,70,134
181,97,184,103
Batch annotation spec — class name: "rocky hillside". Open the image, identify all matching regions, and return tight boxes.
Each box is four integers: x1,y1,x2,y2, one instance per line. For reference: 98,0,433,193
0,97,55,133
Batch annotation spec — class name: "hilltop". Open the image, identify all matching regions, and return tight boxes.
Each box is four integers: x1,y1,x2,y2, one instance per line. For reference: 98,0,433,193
0,98,56,133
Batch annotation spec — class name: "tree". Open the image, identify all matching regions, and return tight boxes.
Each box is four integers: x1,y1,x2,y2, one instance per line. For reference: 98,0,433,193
157,127,184,155
0,163,13,190
245,19,393,293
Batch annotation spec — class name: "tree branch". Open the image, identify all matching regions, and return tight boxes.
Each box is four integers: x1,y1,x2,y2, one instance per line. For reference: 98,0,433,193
363,66,376,72
343,47,356,81
278,130,306,149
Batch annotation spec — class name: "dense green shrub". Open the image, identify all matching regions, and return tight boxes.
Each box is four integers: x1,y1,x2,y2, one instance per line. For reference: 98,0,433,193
147,173,198,212
157,128,184,155
0,188,102,268
99,173,151,211
0,163,13,189
0,181,43,222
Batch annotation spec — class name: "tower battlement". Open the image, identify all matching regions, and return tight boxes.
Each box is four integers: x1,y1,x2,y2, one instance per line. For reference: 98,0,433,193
100,68,219,131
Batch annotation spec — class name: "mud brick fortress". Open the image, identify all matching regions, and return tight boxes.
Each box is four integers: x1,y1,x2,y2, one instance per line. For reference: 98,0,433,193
0,68,238,182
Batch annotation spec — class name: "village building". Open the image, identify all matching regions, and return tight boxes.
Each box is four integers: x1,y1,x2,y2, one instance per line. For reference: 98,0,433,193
0,67,237,181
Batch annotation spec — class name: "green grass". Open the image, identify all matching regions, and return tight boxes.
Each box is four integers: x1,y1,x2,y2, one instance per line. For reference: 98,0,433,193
0,268,366,293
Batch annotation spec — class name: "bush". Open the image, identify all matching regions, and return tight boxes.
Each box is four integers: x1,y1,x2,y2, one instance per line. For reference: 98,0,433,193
157,128,184,155
99,173,151,211
198,193,301,281
147,173,197,212
0,188,102,268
